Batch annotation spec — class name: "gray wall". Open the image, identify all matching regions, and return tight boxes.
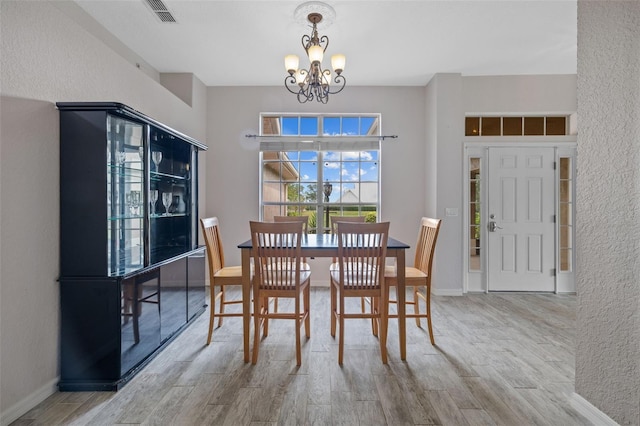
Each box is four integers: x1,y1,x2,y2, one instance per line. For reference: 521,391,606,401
576,1,640,424
0,1,207,421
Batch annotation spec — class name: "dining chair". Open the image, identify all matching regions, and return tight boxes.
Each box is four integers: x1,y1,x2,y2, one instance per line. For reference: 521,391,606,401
330,221,390,365
200,217,248,345
274,215,309,233
250,220,311,366
329,215,368,312
385,217,441,345
272,215,311,312
330,215,366,233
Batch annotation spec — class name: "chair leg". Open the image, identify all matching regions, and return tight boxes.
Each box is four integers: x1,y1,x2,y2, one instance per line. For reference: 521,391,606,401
262,296,270,338
330,281,337,337
252,293,263,365
371,297,379,337
218,285,225,327
338,296,345,365
426,287,435,345
379,288,389,364
207,285,216,345
414,287,421,327
295,297,302,366
304,286,311,338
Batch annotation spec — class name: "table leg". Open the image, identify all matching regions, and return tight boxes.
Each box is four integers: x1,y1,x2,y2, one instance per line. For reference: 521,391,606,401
396,250,406,360
241,247,251,362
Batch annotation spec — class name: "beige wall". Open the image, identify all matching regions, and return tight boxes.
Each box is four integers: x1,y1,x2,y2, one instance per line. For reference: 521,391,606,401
0,1,207,422
576,1,640,423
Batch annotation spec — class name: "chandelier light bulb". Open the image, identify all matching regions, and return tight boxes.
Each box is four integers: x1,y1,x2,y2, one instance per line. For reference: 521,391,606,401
284,55,300,75
331,54,346,74
308,45,324,64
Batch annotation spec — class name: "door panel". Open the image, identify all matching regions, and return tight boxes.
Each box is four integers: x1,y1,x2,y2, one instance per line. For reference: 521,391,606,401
488,147,555,291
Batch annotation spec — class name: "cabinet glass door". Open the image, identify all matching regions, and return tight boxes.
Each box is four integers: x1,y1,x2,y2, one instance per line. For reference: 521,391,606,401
149,128,194,264
107,115,145,276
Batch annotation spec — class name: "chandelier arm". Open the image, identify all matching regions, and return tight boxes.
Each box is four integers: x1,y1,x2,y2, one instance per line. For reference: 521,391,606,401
320,35,329,53
285,75,301,94
301,34,311,52
327,74,346,94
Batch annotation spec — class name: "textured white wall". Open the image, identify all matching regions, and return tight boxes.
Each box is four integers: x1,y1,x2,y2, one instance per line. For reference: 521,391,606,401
0,1,207,421
576,2,640,424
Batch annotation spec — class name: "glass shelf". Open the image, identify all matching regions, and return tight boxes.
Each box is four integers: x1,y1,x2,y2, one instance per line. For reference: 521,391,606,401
150,213,187,219
150,170,189,182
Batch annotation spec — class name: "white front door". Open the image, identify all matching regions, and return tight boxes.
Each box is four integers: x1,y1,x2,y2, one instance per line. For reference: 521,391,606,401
487,147,555,291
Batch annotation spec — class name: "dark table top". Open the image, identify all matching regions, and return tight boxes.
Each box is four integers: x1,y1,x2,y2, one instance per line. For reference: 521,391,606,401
238,233,410,250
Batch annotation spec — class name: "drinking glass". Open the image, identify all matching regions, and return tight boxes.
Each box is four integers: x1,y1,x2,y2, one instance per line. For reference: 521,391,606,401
138,146,144,161
130,190,141,216
150,190,159,215
152,151,162,172
116,151,126,165
162,192,173,215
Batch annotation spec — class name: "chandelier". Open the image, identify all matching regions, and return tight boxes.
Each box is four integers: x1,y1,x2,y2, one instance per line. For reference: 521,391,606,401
284,11,346,104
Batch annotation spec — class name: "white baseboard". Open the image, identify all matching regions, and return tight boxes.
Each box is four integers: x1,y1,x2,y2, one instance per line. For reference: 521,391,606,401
1,377,59,426
431,288,463,296
570,392,619,426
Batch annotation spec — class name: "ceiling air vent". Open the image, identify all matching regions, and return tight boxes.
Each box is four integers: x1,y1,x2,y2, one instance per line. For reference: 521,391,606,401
144,0,177,23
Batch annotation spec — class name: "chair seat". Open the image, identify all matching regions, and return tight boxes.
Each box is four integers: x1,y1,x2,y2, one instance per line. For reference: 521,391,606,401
214,265,242,279
384,265,427,282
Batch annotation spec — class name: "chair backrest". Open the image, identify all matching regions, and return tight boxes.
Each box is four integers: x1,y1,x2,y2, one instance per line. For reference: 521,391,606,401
200,217,225,277
274,215,309,234
414,217,442,276
250,221,305,290
335,222,390,290
330,215,366,233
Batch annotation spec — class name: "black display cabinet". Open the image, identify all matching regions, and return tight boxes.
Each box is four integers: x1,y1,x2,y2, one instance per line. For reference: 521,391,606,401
57,102,207,391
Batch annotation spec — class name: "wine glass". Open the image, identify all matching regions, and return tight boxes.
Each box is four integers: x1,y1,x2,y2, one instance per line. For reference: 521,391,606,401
150,190,158,215
152,151,162,172
162,192,172,215
125,192,132,215
129,190,141,216
116,150,126,165
138,146,144,162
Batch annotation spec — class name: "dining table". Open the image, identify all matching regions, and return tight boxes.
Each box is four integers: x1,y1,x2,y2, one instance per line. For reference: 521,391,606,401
238,233,411,362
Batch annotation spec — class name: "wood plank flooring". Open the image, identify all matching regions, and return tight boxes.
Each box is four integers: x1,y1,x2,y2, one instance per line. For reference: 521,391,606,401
12,288,592,425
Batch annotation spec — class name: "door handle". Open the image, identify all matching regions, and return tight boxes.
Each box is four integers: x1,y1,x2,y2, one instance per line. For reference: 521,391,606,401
488,221,503,232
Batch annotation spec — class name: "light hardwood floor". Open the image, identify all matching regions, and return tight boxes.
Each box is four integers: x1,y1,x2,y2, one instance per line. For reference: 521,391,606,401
12,288,591,425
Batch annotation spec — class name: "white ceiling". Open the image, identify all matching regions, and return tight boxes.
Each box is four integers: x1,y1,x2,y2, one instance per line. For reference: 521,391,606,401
70,0,577,87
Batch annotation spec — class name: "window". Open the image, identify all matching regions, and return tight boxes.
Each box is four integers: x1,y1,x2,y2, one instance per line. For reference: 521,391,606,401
468,157,481,271
465,115,567,136
260,114,381,233
559,157,573,272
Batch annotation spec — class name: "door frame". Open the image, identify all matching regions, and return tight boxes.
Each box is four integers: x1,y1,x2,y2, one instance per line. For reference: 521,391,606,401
463,138,577,294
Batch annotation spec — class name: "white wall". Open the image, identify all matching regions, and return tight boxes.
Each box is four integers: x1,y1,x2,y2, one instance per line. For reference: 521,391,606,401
575,2,640,424
463,75,577,114
0,1,207,423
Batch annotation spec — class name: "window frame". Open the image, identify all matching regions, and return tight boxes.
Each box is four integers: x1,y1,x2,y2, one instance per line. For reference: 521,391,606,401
258,113,382,233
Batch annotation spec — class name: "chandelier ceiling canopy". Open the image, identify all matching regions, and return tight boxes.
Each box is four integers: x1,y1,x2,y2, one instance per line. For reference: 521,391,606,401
284,2,346,104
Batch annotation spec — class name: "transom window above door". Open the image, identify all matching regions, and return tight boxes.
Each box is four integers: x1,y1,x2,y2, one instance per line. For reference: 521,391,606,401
259,114,382,234
465,115,568,136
